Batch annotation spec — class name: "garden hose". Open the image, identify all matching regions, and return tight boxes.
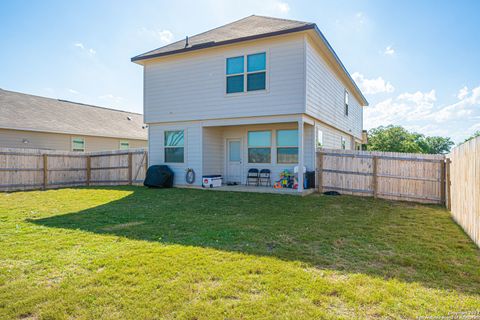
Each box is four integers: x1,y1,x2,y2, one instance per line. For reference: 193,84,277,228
185,168,195,184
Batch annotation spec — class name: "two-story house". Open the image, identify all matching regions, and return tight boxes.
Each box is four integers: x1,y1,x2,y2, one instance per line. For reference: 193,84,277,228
132,15,368,191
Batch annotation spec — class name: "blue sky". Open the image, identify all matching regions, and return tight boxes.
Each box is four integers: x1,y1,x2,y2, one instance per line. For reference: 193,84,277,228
1,0,479,143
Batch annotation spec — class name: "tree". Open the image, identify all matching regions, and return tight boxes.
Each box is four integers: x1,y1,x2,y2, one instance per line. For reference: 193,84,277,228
366,125,454,154
463,130,480,143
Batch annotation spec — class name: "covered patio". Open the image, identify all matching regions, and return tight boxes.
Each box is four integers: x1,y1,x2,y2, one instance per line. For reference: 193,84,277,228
201,114,316,193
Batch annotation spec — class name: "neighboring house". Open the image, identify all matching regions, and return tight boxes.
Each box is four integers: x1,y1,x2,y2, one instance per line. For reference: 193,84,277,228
131,15,368,191
0,89,147,151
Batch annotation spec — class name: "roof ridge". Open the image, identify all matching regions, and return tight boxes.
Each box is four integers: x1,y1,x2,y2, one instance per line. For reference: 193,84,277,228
0,88,142,116
250,14,313,25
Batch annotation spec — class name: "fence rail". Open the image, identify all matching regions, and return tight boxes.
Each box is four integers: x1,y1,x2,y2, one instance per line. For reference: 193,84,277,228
448,136,480,247
0,147,147,192
316,148,446,204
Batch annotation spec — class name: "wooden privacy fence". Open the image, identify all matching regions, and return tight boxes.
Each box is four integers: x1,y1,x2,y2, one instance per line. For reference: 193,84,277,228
316,148,446,204
448,136,480,247
0,147,148,192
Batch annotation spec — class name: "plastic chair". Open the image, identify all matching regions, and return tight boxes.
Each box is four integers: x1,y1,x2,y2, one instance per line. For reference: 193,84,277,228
246,168,259,186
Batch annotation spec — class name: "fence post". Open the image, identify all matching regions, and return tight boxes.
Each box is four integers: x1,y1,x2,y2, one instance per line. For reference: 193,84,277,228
43,154,48,190
86,155,91,186
144,151,148,174
317,151,323,193
372,156,378,198
128,152,133,185
446,158,451,210
440,159,446,206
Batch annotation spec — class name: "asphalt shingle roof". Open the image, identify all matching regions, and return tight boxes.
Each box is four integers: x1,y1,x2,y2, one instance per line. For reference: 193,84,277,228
132,15,315,61
0,89,147,140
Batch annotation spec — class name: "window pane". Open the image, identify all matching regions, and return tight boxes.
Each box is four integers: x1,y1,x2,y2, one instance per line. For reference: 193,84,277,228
248,148,271,163
248,131,271,147
165,131,184,147
226,75,244,93
120,141,129,150
165,147,184,163
247,52,266,72
277,130,298,147
72,138,84,151
277,148,298,163
247,72,266,91
226,56,244,74
229,141,241,161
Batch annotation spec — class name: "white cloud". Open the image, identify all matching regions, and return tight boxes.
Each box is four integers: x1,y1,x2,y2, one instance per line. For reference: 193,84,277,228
457,86,469,100
352,72,395,95
275,1,290,13
384,45,395,56
67,88,79,94
365,89,437,128
73,42,96,56
138,28,174,44
74,42,85,50
365,85,480,131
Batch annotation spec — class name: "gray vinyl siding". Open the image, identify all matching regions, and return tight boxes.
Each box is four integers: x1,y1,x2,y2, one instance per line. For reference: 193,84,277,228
203,127,224,176
143,34,306,123
305,38,363,140
148,123,203,186
314,121,353,150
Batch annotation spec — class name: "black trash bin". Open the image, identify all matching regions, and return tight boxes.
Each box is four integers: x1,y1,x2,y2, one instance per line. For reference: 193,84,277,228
144,165,174,188
305,171,316,189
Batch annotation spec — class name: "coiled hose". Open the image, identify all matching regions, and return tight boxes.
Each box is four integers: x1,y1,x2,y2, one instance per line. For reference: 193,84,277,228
185,168,195,184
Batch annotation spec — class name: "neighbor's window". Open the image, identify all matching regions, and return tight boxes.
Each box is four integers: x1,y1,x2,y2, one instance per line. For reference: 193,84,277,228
248,130,271,163
72,137,85,152
164,130,184,163
226,52,266,94
277,129,298,164
119,141,129,150
341,137,346,150
316,129,323,148
344,90,349,116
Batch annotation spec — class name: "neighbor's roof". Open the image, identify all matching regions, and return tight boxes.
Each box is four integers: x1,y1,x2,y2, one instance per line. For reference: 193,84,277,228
0,89,147,140
131,15,368,106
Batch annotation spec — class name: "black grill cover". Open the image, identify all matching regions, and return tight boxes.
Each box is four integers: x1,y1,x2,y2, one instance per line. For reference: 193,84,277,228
144,165,174,188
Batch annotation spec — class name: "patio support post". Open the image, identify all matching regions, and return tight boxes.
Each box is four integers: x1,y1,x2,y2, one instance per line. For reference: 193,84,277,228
297,119,304,192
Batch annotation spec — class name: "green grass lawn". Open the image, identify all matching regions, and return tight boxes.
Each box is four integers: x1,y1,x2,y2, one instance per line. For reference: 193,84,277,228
1,186,479,319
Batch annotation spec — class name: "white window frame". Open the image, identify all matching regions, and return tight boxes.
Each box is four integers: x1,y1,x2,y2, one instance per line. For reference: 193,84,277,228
71,137,85,152
225,51,269,96
119,140,129,150
276,129,299,164
164,130,185,163
247,130,272,164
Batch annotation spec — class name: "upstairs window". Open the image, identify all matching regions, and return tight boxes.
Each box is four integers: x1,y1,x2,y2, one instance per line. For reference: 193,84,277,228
344,90,349,116
248,130,271,163
72,137,85,152
226,52,266,94
277,129,298,164
119,141,129,150
164,130,184,163
226,56,244,93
